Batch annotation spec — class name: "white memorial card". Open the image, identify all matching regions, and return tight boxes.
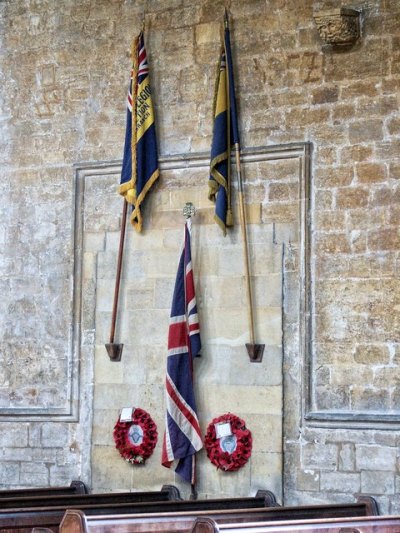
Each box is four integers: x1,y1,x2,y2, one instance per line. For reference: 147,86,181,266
120,407,134,422
215,421,232,438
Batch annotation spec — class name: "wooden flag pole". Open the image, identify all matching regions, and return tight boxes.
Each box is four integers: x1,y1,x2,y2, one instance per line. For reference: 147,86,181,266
105,199,128,361
183,203,199,500
234,145,265,363
225,7,264,362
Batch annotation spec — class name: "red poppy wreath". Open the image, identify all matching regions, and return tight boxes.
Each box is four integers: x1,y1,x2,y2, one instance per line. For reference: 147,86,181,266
204,413,252,472
113,408,158,465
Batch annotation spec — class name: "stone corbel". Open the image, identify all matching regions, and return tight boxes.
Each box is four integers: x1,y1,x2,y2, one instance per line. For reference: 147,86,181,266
313,7,361,48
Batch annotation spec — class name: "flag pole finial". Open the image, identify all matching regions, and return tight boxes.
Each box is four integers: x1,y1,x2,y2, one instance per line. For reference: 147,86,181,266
183,202,196,219
224,7,229,28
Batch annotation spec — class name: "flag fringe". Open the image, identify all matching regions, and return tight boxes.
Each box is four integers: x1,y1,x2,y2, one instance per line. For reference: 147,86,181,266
129,167,160,232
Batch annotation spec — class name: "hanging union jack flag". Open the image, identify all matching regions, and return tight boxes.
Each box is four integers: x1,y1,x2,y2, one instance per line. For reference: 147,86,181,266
162,219,203,485
119,30,159,232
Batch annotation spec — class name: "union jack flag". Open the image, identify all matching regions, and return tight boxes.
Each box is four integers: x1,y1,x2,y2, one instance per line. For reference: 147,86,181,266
162,219,203,484
119,30,159,232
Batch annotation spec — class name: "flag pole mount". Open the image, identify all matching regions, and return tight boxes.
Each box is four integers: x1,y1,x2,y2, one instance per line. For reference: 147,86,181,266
105,343,123,362
246,343,265,363
105,199,128,362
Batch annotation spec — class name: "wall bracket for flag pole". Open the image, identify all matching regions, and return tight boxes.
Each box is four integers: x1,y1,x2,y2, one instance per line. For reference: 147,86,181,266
246,343,265,363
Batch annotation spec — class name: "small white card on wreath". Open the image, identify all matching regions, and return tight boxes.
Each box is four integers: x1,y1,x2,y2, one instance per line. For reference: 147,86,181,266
215,421,232,438
120,407,134,422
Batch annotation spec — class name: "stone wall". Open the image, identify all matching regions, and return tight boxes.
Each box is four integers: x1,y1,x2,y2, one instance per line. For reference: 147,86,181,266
0,0,399,511
81,145,307,499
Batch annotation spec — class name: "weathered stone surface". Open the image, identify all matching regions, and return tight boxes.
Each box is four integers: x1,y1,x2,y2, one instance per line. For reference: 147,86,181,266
250,452,283,501
368,227,400,251
372,184,400,207
349,120,384,143
315,233,351,254
297,469,320,492
339,443,355,472
20,463,49,487
354,344,390,365
314,167,354,188
356,446,397,472
320,472,361,494
336,187,370,209
302,443,338,470
311,86,339,105
41,424,70,448
356,162,387,184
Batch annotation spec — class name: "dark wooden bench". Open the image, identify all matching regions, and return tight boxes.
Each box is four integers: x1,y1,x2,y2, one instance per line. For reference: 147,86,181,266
0,485,181,510
57,496,379,533
0,490,274,513
190,515,400,533
0,481,88,498
0,491,276,533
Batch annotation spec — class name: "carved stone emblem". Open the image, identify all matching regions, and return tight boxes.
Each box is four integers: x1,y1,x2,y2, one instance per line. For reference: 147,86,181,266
313,7,361,47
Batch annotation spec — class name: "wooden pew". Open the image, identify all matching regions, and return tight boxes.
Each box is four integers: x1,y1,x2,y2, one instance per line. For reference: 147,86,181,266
0,485,181,510
190,515,400,533
0,481,88,498
0,490,274,512
57,496,379,533
0,491,276,533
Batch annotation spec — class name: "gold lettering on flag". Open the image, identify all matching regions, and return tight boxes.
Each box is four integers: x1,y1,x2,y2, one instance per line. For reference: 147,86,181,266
136,77,154,142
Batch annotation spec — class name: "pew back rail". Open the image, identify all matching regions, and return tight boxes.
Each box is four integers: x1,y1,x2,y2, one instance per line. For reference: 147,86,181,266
58,497,380,533
191,515,400,533
0,485,182,510
0,481,88,499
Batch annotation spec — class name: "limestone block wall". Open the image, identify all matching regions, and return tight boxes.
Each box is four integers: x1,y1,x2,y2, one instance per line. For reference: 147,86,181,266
0,0,399,511
81,146,307,499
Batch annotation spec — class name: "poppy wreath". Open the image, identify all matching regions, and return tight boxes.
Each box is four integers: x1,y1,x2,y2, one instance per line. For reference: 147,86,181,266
204,413,252,472
113,408,158,465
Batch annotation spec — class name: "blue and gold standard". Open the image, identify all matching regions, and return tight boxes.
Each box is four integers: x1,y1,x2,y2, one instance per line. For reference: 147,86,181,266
119,31,159,232
208,17,239,235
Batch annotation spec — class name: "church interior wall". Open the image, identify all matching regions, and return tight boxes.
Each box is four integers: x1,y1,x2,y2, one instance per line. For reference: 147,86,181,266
0,0,399,512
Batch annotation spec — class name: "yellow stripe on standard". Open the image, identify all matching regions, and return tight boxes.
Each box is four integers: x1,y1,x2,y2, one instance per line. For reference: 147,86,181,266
136,77,155,142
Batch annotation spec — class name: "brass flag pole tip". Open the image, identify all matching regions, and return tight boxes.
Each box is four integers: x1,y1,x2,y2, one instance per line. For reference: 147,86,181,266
246,343,265,363
105,343,124,362
183,202,195,219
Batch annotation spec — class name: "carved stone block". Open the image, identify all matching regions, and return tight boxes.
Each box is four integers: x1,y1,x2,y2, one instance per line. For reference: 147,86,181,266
314,7,361,47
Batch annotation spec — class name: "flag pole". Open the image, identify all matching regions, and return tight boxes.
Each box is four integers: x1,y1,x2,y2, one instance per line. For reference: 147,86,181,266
105,199,127,361
225,11,265,362
183,202,199,501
